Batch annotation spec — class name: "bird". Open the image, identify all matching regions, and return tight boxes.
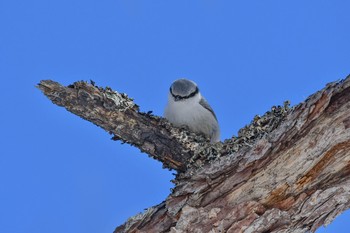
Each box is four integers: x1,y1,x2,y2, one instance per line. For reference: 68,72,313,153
164,79,220,142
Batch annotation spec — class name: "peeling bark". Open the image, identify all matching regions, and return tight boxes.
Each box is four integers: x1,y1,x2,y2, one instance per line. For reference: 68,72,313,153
38,75,350,233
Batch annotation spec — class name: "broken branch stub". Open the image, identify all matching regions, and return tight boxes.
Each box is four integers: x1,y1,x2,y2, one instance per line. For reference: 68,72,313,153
37,80,209,172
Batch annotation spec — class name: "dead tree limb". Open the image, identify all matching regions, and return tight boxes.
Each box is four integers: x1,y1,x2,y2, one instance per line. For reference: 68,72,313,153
37,80,208,171
38,75,350,233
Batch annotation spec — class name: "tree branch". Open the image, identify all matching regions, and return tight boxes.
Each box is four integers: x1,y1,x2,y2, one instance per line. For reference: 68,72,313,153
37,80,208,172
38,75,350,233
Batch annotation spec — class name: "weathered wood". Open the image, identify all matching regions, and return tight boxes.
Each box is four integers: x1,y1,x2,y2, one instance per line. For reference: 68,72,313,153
38,76,350,233
37,80,209,171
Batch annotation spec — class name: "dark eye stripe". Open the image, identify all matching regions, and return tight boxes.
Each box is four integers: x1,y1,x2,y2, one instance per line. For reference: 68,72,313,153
170,86,199,101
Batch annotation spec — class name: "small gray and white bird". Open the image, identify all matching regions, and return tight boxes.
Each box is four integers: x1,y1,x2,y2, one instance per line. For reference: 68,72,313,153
164,79,220,142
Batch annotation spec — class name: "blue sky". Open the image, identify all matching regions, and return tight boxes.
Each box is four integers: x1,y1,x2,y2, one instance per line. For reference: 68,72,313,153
1,1,349,232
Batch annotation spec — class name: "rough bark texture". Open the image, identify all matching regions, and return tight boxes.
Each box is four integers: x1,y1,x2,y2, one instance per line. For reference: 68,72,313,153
37,80,207,171
38,75,350,233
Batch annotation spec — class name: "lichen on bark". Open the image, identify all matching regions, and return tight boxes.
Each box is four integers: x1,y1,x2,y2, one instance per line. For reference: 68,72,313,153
38,75,350,233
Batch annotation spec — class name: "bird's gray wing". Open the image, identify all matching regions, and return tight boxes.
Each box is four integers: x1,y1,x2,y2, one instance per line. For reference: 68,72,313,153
199,97,218,121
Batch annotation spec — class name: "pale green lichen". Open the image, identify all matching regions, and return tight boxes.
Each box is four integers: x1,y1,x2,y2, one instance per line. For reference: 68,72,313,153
187,101,292,169
103,88,138,111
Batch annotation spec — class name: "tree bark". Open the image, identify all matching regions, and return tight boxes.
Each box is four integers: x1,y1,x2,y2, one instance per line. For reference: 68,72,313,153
38,75,350,233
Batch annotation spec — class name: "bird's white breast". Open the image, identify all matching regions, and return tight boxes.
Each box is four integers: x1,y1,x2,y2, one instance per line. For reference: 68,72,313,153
164,92,220,142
